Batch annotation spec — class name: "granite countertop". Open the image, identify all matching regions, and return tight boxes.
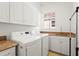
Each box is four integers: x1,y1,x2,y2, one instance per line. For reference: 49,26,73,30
0,40,17,52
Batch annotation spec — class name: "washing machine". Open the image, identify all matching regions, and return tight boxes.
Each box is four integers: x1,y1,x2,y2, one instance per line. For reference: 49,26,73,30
11,32,41,56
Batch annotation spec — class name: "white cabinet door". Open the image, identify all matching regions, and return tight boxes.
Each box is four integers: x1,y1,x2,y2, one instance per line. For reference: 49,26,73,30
71,38,76,56
10,2,23,24
0,47,15,56
23,3,35,26
50,36,61,53
23,3,40,26
26,42,41,56
60,37,69,55
0,2,9,23
49,36,76,56
31,5,40,26
50,36,69,55
41,36,49,56
60,37,76,56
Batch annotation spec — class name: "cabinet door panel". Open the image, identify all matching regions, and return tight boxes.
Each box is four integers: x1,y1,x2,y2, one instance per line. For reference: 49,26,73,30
71,38,76,56
0,47,15,56
50,36,75,56
23,3,35,25
32,6,40,26
23,3,40,26
50,36,60,53
26,43,41,56
42,36,49,56
0,2,9,23
60,37,69,55
10,2,23,24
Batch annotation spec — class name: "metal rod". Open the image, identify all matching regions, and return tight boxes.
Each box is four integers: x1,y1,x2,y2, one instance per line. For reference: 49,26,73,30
69,11,76,20
69,38,71,56
68,8,77,56
76,9,78,56
68,7,79,56
69,17,71,56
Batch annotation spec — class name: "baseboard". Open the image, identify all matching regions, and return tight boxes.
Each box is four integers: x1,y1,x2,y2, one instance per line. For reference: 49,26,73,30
49,50,68,56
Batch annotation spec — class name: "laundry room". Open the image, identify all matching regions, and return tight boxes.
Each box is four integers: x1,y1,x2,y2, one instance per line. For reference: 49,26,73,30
0,0,79,57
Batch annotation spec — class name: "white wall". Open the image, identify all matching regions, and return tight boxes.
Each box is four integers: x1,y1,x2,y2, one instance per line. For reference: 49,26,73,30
40,2,73,32
0,22,35,39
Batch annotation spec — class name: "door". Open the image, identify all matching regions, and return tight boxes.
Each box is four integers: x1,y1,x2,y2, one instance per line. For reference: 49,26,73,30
26,43,41,56
42,36,49,56
10,2,24,24
0,2,9,23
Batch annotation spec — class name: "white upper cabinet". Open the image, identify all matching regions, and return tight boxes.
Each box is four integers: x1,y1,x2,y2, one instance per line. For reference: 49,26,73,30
23,3,40,26
0,2,40,26
23,3,35,26
0,2,9,23
10,2,24,24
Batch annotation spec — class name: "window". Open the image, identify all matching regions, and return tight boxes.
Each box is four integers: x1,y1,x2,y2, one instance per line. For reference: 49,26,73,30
43,12,55,30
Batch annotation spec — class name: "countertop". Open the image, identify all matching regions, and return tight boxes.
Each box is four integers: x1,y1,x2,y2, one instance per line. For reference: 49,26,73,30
40,31,76,38
0,40,17,52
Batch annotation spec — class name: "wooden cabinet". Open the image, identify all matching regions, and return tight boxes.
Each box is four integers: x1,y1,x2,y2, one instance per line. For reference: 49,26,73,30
10,2,24,24
0,47,15,56
0,2,9,23
41,36,49,56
